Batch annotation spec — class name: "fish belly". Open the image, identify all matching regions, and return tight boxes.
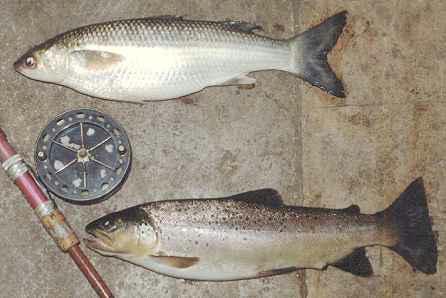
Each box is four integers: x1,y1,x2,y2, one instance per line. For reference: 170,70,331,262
124,226,377,281
65,40,291,101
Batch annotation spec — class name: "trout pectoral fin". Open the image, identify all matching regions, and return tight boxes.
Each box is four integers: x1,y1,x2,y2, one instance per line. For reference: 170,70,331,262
150,255,199,269
331,247,373,277
70,50,124,71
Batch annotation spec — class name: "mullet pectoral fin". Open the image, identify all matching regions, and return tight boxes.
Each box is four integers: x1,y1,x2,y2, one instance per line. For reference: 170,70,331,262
150,255,200,269
70,50,124,71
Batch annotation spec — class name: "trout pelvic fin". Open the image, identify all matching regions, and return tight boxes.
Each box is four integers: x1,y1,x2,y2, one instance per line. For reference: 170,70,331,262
331,247,373,277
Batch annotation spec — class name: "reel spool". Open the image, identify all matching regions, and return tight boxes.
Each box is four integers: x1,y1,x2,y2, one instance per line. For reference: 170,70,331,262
35,109,131,204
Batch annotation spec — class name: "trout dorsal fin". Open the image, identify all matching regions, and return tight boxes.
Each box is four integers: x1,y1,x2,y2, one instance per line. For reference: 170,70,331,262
331,247,373,277
229,189,283,207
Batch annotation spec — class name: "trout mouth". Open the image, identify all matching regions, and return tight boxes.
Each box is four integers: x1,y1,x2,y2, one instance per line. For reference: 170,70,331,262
84,229,116,254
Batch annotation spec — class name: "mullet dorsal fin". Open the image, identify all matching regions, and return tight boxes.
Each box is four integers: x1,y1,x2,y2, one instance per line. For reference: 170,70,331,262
229,189,283,207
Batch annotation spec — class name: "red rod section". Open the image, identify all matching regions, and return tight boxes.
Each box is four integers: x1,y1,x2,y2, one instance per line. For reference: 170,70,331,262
0,128,114,298
69,246,114,298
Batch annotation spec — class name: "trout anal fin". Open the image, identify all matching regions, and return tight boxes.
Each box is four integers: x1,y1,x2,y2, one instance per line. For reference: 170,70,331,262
331,247,373,277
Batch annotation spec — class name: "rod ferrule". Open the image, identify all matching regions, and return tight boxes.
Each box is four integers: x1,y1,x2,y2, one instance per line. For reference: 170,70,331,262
2,154,28,180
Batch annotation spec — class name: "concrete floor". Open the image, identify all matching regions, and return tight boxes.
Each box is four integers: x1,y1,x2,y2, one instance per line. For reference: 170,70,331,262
0,0,444,297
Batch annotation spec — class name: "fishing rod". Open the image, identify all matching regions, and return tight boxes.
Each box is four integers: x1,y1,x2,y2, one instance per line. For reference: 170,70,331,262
0,127,113,298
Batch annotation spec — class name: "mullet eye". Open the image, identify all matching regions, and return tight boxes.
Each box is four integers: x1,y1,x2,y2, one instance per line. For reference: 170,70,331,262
25,56,36,68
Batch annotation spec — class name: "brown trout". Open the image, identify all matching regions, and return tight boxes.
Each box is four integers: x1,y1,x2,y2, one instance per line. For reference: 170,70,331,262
85,178,437,281
15,12,348,102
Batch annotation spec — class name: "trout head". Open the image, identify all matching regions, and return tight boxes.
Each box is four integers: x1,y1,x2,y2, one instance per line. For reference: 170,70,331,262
85,207,157,257
14,39,69,84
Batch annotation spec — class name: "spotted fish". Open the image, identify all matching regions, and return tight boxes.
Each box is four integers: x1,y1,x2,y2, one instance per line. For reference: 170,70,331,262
84,178,437,281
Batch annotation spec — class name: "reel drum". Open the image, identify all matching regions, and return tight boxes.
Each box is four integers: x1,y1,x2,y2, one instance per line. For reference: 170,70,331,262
35,109,132,204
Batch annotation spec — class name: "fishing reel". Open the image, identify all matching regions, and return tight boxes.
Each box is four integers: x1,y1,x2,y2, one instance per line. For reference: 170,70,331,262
35,109,132,204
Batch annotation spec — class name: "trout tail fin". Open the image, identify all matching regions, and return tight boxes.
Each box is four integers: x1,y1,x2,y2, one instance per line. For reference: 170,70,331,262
289,11,347,97
381,178,437,274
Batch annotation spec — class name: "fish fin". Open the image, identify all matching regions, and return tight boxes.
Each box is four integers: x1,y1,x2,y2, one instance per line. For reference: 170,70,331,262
380,178,437,274
342,204,360,214
289,11,347,98
331,247,373,277
70,50,124,71
229,189,283,207
222,20,263,33
150,256,199,269
219,74,257,86
153,15,185,21
257,267,296,278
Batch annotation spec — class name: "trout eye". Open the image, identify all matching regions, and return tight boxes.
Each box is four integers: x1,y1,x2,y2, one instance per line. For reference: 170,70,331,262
25,56,37,68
